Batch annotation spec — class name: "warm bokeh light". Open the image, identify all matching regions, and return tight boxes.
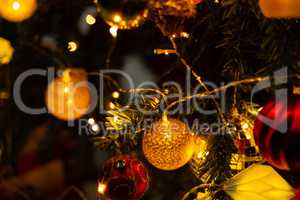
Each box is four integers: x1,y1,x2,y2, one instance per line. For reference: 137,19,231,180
97,182,107,195
45,69,91,121
259,0,300,18
113,14,122,23
12,1,21,10
67,41,78,52
109,26,118,38
109,102,116,109
0,37,14,64
85,14,96,25
88,118,95,125
112,91,120,99
0,0,37,22
91,124,100,132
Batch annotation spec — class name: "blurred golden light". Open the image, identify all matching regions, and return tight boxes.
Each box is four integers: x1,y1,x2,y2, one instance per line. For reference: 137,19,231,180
12,1,21,10
113,14,122,23
180,32,190,38
109,26,118,38
109,102,116,109
85,14,96,25
92,124,100,132
112,91,120,99
88,118,95,125
259,0,300,18
63,86,70,93
68,41,78,52
0,37,14,64
98,182,107,195
113,116,118,122
0,0,37,22
45,68,91,121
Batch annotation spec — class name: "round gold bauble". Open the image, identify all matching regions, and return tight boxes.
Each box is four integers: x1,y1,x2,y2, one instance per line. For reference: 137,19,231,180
0,0,37,22
97,0,149,30
45,69,91,121
142,118,195,170
0,37,14,64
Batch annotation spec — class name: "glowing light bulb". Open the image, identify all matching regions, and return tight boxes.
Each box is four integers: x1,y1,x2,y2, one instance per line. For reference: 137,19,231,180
85,14,96,25
92,124,100,132
241,122,249,130
112,91,120,99
113,116,118,122
67,41,78,52
113,14,122,23
88,118,95,125
162,112,168,123
12,1,21,10
109,26,118,38
109,102,116,109
63,86,70,93
180,32,190,38
98,182,107,194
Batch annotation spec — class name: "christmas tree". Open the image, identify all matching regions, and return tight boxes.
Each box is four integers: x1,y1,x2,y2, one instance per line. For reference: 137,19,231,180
0,0,300,199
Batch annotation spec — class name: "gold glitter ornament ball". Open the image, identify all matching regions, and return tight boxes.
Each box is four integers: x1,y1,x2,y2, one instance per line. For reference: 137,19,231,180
142,118,195,170
0,0,37,22
96,0,149,30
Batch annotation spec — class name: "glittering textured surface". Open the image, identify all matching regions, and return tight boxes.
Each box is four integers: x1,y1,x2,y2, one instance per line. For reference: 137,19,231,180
142,118,195,170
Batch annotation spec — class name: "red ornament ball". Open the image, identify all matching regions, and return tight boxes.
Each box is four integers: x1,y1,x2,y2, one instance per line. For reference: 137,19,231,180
99,155,149,200
291,187,300,200
254,97,300,171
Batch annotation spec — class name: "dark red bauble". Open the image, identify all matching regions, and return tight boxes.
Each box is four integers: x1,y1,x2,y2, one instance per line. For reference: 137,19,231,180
254,97,300,171
100,155,149,200
291,187,300,200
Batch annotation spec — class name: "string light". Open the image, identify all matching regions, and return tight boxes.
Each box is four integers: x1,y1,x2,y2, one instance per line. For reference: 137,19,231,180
180,32,190,38
112,91,120,99
113,14,122,23
0,37,14,64
171,32,190,39
109,102,116,109
98,182,107,195
88,118,96,125
0,0,37,22
109,26,118,38
12,1,21,10
63,86,70,93
153,49,176,55
113,116,118,122
67,41,78,52
85,14,96,25
92,124,100,132
293,86,300,95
